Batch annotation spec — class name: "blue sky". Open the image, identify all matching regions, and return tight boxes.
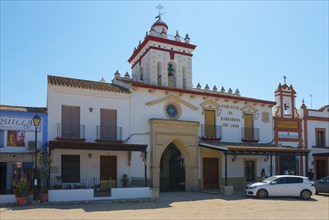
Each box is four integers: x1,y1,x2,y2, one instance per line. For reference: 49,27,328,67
1,1,328,109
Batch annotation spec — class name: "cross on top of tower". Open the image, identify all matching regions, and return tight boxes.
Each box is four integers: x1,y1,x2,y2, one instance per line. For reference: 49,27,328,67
155,4,166,19
283,75,287,84
156,4,164,16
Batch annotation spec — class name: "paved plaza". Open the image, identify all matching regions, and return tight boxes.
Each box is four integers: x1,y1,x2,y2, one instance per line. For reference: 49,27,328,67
1,191,328,220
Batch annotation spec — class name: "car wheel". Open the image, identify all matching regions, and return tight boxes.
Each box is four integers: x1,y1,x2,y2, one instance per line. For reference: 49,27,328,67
300,190,311,200
256,189,268,199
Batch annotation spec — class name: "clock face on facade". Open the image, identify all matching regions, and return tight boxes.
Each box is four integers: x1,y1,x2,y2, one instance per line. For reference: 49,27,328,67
166,104,178,118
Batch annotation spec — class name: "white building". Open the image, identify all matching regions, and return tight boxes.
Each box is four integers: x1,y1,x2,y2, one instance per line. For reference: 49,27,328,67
46,15,310,201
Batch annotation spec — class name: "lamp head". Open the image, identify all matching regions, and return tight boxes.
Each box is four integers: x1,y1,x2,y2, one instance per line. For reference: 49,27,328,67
33,114,41,127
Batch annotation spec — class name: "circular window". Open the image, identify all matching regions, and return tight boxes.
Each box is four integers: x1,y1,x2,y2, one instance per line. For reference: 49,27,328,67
166,104,178,118
164,103,181,119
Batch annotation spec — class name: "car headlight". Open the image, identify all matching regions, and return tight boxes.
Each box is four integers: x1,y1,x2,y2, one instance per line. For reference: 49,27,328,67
248,186,257,189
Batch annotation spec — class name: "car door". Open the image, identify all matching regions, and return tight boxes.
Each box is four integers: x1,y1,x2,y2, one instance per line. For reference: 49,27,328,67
268,177,288,196
317,177,329,193
287,177,304,196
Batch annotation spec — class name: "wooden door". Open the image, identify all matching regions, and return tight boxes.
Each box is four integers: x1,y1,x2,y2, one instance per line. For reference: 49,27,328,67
204,110,216,137
244,114,253,139
100,156,117,188
245,160,255,181
203,158,219,188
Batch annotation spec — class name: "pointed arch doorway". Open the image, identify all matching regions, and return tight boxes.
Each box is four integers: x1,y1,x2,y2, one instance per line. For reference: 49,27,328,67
160,143,185,192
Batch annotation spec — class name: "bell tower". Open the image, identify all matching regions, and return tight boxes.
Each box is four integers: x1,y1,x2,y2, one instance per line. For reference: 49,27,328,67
127,5,197,90
273,76,304,176
274,76,297,118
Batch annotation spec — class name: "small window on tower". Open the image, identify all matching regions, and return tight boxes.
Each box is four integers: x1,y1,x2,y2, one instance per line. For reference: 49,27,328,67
284,102,290,115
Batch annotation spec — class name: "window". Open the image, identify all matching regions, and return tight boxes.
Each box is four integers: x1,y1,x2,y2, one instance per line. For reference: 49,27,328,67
0,130,4,148
315,128,326,147
61,155,80,183
157,62,162,86
167,62,176,87
100,109,117,140
61,106,80,138
274,177,287,184
287,177,303,184
245,161,255,181
204,110,216,137
139,67,143,81
243,114,254,139
182,66,187,89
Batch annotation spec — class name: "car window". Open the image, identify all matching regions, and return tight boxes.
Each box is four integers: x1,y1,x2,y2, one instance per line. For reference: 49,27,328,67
274,177,287,184
287,177,303,184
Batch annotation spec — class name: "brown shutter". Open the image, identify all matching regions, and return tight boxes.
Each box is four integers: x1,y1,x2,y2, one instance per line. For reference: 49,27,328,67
100,109,117,140
204,110,216,137
244,114,253,139
62,106,80,138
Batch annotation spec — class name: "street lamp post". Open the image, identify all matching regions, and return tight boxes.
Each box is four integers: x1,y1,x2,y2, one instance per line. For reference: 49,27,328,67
32,114,41,201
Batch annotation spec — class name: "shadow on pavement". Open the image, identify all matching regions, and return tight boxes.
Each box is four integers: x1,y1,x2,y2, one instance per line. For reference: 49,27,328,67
1,189,319,213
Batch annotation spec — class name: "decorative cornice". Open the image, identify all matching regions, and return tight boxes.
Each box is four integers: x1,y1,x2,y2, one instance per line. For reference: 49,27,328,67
146,94,198,111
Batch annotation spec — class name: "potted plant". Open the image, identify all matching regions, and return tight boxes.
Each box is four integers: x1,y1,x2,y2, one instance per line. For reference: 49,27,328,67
13,178,30,206
38,151,52,203
121,173,129,188
39,185,49,203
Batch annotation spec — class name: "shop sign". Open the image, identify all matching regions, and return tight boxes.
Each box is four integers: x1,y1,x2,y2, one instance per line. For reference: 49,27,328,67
0,153,32,162
277,120,298,129
278,132,299,139
0,116,41,131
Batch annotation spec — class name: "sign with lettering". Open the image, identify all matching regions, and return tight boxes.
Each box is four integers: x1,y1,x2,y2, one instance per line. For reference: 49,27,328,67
0,153,32,162
278,132,299,139
277,120,298,129
221,108,241,128
0,117,41,132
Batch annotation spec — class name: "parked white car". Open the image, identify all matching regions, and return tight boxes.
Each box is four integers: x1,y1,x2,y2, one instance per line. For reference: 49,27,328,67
245,175,316,200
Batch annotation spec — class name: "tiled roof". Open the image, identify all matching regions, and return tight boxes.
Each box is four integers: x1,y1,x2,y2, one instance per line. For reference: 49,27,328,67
0,105,47,113
48,75,130,94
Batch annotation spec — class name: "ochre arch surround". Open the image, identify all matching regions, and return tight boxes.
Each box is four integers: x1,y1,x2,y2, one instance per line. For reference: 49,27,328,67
149,119,199,199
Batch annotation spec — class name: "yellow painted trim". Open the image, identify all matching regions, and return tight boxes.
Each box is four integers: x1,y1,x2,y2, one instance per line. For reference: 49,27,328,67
145,94,198,110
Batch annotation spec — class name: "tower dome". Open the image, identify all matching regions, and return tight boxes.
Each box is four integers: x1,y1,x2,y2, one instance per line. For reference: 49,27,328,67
151,16,168,34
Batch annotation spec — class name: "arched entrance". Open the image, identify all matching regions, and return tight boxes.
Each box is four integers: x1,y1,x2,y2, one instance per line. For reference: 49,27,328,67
160,143,185,192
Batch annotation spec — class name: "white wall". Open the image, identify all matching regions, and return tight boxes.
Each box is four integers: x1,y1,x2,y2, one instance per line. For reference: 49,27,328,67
48,85,130,142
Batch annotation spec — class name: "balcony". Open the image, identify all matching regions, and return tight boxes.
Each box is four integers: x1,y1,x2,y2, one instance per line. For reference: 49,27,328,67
57,123,85,140
241,127,259,143
96,126,122,142
200,125,222,141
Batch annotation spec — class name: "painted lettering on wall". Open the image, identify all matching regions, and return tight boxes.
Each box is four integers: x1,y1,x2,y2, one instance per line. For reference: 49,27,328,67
0,117,41,131
221,110,240,128
220,105,239,110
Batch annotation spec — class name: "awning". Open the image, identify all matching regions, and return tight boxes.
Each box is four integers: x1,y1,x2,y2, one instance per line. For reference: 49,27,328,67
199,141,310,186
313,153,329,157
199,141,310,156
49,140,147,152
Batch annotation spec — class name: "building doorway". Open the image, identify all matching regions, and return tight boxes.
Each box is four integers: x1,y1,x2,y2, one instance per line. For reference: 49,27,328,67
316,159,328,180
160,143,185,192
203,158,218,188
279,155,297,175
0,162,6,194
100,156,117,188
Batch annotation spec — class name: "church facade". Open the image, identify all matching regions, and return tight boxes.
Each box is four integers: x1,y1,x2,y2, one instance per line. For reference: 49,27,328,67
46,15,312,200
